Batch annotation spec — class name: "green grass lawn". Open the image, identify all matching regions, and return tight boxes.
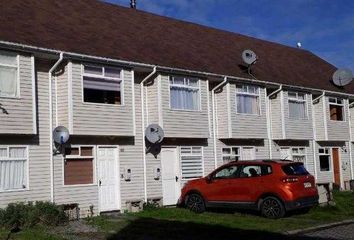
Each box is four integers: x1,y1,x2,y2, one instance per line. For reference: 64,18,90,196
1,191,353,239
84,191,354,240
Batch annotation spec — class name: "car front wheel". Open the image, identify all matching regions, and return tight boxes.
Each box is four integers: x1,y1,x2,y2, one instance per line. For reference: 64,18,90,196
260,196,285,219
186,193,205,213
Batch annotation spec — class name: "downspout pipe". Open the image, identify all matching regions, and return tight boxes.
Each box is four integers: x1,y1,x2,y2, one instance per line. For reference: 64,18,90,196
141,66,157,203
212,76,228,169
311,91,325,181
267,85,282,159
49,52,64,203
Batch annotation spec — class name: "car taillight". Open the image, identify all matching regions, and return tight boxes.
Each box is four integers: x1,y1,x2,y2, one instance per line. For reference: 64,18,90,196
282,177,299,183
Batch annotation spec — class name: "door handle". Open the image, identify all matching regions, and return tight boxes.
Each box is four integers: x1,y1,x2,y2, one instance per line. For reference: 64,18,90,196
99,180,102,186
175,176,179,182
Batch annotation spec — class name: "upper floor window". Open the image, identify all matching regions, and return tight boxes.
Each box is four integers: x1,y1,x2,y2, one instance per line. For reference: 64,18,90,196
170,76,200,111
83,65,122,105
0,51,18,98
288,92,307,119
329,97,344,121
0,146,28,191
236,84,259,114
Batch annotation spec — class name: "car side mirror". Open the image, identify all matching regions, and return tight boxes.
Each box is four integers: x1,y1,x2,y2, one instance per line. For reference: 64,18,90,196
206,175,213,184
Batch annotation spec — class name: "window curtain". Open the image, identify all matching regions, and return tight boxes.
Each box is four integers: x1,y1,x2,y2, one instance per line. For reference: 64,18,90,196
0,66,17,97
0,147,27,191
237,95,258,114
289,100,306,119
170,86,199,110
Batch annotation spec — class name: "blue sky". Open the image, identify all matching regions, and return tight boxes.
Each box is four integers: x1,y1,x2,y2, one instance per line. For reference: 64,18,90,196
105,0,354,72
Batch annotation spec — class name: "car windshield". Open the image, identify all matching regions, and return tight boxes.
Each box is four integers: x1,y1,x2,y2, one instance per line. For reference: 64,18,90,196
282,163,309,176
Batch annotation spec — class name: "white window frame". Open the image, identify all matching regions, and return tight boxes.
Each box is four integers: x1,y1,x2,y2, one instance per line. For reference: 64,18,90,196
180,146,204,180
0,145,29,192
288,91,308,119
169,76,201,111
280,147,307,162
235,84,260,115
221,147,241,164
81,64,124,106
318,147,331,172
63,145,97,187
0,50,20,99
328,97,345,122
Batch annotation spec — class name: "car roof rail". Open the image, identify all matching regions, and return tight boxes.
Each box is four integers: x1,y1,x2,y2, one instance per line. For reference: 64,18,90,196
262,160,275,163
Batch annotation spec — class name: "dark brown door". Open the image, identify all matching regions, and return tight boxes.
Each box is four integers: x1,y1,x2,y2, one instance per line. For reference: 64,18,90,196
332,148,341,187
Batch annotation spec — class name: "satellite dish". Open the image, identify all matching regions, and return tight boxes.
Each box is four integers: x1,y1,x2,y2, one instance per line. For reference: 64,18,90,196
53,126,70,144
145,124,164,144
242,49,258,65
333,68,353,86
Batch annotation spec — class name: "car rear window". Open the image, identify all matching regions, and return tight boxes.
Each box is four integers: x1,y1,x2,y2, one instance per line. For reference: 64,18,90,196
282,163,309,176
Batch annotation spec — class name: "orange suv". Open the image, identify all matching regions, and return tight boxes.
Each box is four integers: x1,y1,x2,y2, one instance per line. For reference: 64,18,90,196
178,160,319,218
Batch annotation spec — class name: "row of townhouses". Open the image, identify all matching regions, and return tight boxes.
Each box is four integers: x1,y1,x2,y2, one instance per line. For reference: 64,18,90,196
0,0,353,216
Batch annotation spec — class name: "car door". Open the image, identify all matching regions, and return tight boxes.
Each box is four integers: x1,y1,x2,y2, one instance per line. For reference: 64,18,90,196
228,164,262,202
203,165,239,202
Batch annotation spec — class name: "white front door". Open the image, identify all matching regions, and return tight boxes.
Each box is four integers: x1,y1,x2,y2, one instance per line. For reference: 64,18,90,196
161,148,180,206
242,147,256,160
98,147,120,212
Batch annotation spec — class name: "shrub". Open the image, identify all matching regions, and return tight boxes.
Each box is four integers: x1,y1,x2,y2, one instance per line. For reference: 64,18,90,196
0,201,68,230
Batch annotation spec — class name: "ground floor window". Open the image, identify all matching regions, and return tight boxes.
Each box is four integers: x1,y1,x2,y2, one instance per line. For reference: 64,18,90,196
319,148,331,172
64,146,95,185
180,146,203,180
0,146,28,191
280,147,306,163
222,147,240,164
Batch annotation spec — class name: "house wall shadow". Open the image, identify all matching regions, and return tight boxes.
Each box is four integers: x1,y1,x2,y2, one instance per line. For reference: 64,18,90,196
107,217,333,240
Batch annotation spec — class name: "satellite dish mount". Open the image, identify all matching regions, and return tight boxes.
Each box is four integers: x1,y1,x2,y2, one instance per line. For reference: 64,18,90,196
242,49,258,76
53,126,70,155
145,124,164,158
332,68,353,87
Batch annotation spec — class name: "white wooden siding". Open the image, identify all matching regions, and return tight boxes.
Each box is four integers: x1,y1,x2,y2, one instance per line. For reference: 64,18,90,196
230,84,268,139
0,60,52,207
0,54,35,134
283,92,313,139
161,75,209,138
71,63,134,136
270,91,283,139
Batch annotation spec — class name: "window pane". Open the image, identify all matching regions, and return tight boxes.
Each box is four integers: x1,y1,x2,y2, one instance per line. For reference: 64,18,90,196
83,77,121,105
170,86,199,110
0,148,7,158
9,147,27,158
64,158,94,185
330,105,343,121
289,100,306,119
293,155,305,163
231,147,239,155
237,95,258,114
0,66,17,97
0,160,26,190
180,147,203,180
65,147,79,156
172,76,184,85
215,166,238,178
298,93,305,100
319,155,330,171
84,65,102,75
329,98,336,103
222,148,231,154
104,67,121,78
0,52,17,65
240,165,261,177
188,78,198,87
288,92,297,98
81,147,93,156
